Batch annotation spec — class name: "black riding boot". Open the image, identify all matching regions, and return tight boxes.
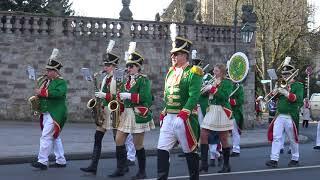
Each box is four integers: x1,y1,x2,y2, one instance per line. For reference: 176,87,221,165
157,149,170,180
199,144,209,172
80,130,104,175
132,148,147,180
186,153,199,180
218,147,231,173
109,145,129,177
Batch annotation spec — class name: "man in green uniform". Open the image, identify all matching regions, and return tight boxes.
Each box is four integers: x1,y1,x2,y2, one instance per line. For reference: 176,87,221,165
157,36,203,180
31,48,68,170
266,57,303,168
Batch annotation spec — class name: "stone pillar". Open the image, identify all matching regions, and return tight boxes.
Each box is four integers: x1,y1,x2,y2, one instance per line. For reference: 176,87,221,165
119,0,133,21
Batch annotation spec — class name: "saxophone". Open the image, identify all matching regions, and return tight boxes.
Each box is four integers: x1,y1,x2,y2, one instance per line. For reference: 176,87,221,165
87,72,105,126
108,68,125,128
28,75,47,115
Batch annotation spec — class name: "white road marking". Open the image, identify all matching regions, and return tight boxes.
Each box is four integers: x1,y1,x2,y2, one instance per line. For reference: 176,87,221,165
144,164,320,180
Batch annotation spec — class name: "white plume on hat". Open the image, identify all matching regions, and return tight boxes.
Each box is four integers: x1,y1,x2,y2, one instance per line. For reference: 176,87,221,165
283,56,291,66
49,48,60,60
170,23,177,42
191,50,197,59
106,40,115,53
128,42,136,55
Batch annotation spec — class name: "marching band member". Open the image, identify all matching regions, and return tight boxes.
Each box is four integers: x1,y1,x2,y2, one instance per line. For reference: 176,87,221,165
200,63,234,173
31,48,68,170
109,43,154,179
266,57,303,168
81,42,136,175
157,36,202,180
230,83,244,157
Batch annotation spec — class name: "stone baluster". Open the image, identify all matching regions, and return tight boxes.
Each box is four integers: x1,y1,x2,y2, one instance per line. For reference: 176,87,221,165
24,16,32,35
153,24,160,39
109,22,116,38
37,17,45,35
0,15,3,33
211,27,216,42
116,22,122,37
4,15,13,34
81,20,89,36
136,23,142,39
10,16,19,34
46,18,54,35
33,17,40,34
88,21,95,36
74,20,81,36
163,23,169,40
62,18,70,36
96,21,103,37
217,28,222,42
130,23,136,39
226,28,231,42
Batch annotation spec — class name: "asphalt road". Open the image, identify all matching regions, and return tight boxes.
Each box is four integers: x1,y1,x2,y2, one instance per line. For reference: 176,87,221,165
1,123,319,180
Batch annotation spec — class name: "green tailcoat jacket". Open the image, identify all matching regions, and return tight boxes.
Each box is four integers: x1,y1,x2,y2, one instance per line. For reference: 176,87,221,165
121,74,153,123
38,76,68,138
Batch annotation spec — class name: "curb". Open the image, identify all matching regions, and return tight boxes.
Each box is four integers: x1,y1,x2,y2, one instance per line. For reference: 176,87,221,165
0,135,310,165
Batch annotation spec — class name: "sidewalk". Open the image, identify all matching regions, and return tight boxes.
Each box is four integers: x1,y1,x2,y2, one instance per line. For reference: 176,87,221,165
0,121,309,165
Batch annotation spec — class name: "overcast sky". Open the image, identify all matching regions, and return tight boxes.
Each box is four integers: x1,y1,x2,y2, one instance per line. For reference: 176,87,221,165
70,0,320,29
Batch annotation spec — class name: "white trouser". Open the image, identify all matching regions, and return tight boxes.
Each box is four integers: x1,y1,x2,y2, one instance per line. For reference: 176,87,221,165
316,121,320,146
270,114,299,161
125,133,136,161
38,112,66,165
209,144,220,159
280,133,285,149
157,114,191,153
232,119,241,153
197,105,204,125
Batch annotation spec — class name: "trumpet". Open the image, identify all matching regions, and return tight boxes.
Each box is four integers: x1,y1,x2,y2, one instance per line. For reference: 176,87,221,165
264,69,299,103
200,74,216,94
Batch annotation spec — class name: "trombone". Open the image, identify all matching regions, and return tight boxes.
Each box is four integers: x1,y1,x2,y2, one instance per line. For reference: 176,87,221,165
263,69,299,103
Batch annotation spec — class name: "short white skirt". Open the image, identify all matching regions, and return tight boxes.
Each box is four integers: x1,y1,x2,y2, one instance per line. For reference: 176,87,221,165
117,108,155,134
201,105,233,131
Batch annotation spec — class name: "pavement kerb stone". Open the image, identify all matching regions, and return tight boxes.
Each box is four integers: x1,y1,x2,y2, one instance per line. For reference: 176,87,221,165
0,135,309,165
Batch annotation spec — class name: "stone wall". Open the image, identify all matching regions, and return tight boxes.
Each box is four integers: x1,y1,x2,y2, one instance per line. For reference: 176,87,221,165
0,11,256,128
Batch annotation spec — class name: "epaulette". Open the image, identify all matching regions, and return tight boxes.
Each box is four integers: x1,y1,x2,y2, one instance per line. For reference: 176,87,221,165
191,65,204,76
138,74,147,78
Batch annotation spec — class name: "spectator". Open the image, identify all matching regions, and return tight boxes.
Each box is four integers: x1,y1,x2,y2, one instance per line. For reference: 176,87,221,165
301,98,312,128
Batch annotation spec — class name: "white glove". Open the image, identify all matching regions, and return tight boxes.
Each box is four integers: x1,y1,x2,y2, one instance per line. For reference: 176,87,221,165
95,91,106,99
201,84,212,94
278,88,289,97
119,92,131,100
173,117,184,129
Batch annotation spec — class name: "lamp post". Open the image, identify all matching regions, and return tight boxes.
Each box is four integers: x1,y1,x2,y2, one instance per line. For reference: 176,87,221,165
233,1,257,53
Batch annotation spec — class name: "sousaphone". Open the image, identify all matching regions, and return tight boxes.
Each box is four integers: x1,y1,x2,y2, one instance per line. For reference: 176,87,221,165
227,52,249,83
227,52,250,100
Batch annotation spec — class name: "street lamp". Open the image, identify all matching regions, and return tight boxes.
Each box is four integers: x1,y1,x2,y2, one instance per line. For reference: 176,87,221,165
233,1,257,53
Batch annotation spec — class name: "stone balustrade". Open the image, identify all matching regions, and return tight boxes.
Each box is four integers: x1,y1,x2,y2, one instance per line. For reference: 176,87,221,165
1,11,237,42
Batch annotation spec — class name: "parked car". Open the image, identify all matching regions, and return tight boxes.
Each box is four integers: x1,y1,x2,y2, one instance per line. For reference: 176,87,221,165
310,93,320,120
